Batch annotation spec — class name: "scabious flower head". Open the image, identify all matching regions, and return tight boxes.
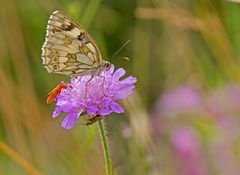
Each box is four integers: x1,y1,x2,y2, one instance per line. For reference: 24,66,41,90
52,65,137,129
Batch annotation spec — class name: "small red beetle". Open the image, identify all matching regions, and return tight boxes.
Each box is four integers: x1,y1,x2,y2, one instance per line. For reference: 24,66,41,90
47,82,68,104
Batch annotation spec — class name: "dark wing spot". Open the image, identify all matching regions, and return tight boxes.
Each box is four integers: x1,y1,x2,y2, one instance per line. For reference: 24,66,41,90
62,22,75,31
52,28,61,33
53,64,59,70
52,56,58,62
77,32,85,40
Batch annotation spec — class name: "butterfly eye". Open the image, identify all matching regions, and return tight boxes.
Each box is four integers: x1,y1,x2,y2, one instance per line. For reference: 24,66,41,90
106,62,111,70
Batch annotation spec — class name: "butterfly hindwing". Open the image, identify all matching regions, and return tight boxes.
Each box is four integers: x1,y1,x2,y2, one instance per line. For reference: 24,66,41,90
42,10,103,77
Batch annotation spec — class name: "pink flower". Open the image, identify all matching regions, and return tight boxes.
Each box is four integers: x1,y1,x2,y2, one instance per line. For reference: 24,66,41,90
52,65,137,129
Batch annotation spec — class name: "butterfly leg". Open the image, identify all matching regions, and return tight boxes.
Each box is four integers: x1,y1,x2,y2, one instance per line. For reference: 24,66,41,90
99,75,107,96
77,76,82,84
84,75,94,98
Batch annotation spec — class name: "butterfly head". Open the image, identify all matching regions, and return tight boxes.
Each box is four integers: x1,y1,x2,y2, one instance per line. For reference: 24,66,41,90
102,61,111,71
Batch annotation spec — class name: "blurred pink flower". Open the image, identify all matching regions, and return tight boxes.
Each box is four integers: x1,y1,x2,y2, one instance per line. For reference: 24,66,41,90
211,140,240,175
171,126,209,175
206,83,240,137
157,85,202,114
207,83,240,114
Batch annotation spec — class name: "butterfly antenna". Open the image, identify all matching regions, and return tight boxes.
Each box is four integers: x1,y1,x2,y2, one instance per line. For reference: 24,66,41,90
111,40,131,59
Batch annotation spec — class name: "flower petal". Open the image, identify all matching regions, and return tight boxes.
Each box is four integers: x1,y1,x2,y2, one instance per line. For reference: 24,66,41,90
107,64,115,74
61,110,82,129
98,108,112,116
100,98,111,107
121,76,137,85
52,106,62,118
110,102,124,113
115,85,135,99
60,102,74,112
86,105,98,115
113,68,126,80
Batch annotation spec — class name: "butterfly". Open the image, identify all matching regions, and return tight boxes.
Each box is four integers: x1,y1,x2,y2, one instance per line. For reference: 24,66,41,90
41,10,111,77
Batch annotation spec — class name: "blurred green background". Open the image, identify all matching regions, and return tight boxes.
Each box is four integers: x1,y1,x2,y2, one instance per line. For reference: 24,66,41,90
1,0,240,174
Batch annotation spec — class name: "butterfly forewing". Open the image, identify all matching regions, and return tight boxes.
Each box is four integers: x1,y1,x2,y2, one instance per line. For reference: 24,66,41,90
42,10,103,77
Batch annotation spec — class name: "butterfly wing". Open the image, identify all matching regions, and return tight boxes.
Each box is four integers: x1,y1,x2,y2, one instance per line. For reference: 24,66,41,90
42,10,103,77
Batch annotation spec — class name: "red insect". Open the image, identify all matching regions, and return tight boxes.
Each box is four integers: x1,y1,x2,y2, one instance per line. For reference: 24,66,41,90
47,82,68,104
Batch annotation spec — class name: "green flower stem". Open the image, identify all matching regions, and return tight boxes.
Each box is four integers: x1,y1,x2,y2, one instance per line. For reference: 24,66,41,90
97,119,112,175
